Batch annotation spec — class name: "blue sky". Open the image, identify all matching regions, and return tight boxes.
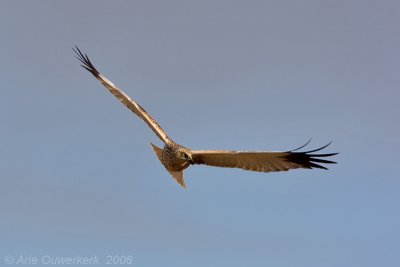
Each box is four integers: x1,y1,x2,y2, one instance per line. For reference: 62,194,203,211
1,1,399,266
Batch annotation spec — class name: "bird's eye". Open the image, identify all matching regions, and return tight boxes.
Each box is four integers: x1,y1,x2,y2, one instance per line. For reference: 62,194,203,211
182,153,187,158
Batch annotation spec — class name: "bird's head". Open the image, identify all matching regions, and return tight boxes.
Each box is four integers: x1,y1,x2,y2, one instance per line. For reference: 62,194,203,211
176,148,193,164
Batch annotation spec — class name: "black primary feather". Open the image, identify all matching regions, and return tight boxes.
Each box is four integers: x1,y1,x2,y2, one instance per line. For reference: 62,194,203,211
73,46,99,76
283,141,338,170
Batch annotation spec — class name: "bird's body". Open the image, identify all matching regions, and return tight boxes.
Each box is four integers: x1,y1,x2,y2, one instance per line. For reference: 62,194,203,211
159,143,192,172
74,46,338,188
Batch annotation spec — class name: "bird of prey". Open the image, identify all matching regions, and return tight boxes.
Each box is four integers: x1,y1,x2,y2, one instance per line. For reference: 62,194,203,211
73,46,337,188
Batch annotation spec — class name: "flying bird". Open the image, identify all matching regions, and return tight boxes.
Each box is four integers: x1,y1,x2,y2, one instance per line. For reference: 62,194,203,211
73,46,338,188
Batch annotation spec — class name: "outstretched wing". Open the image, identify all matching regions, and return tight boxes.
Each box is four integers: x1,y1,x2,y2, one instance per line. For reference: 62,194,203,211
73,46,172,144
191,142,337,172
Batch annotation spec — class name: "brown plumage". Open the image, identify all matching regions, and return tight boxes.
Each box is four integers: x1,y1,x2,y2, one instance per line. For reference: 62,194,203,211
74,46,338,188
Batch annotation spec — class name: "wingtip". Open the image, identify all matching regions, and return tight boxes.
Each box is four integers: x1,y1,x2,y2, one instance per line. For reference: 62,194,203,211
73,45,99,76
284,141,338,170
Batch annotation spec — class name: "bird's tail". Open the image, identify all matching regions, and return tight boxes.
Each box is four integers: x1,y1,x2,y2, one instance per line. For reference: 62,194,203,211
150,143,186,189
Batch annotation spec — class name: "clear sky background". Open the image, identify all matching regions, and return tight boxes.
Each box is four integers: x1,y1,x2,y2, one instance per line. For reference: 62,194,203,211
1,1,399,266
